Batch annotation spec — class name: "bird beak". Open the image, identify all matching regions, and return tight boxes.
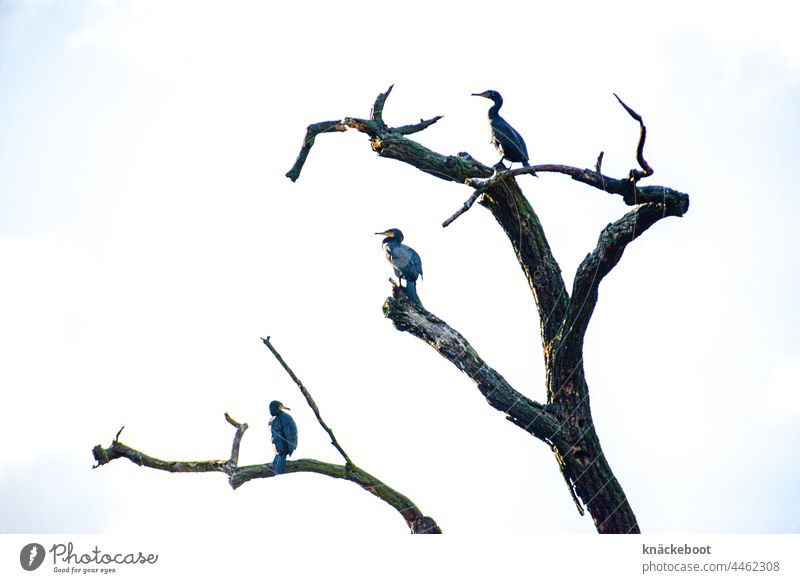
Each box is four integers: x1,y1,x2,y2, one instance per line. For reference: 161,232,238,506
375,230,392,237
280,405,290,411
472,91,487,98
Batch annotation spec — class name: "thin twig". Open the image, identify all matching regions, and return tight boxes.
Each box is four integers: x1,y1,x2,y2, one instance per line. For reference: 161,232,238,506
224,412,248,468
595,151,604,174
370,84,394,124
261,336,354,466
394,116,444,135
614,93,653,182
442,170,502,227
442,188,484,228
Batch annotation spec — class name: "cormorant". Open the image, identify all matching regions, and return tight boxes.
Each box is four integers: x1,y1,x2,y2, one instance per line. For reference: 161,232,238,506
472,90,536,175
375,228,423,305
269,400,297,474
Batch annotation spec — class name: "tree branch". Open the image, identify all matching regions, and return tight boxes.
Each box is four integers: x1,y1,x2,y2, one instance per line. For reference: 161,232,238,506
92,413,441,533
382,286,567,450
559,202,682,357
285,121,348,182
394,116,444,135
261,336,353,466
442,172,494,227
447,163,688,213
370,84,393,124
224,412,248,468
229,459,440,533
532,164,689,210
92,436,439,533
614,93,653,182
92,439,227,474
383,285,587,511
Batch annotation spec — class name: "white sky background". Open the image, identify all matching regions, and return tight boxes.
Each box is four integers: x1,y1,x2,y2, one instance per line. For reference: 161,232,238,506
1,0,800,539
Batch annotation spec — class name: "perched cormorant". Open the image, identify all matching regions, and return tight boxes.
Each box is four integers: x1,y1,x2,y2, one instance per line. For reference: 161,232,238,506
269,400,297,474
375,228,423,305
472,90,536,175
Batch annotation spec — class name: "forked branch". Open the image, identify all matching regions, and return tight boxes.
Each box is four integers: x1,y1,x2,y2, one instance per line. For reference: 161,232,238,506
92,338,442,534
92,430,439,533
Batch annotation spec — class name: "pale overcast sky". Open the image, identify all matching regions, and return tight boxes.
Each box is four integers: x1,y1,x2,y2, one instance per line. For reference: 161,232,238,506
2,0,799,539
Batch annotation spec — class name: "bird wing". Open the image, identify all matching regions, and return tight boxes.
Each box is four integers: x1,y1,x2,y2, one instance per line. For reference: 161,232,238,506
390,244,422,281
269,417,279,450
409,246,422,280
271,413,298,456
384,245,404,279
492,116,529,162
283,414,298,455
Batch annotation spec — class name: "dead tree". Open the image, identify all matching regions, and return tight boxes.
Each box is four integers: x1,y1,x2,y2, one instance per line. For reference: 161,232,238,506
287,86,689,534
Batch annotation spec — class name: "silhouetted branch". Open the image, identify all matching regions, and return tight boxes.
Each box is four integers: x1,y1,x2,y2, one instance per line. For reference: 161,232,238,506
395,116,444,135
382,286,567,450
286,86,456,184
383,285,583,510
450,163,687,214
92,413,441,533
370,84,445,135
441,175,493,227
595,151,604,174
614,93,653,182
261,336,353,466
559,203,681,356
224,412,248,468
370,84,393,124
286,120,348,182
229,458,440,532
92,439,228,473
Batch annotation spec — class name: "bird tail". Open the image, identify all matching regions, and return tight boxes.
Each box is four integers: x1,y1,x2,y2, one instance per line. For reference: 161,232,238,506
522,160,538,177
273,453,287,474
406,280,420,306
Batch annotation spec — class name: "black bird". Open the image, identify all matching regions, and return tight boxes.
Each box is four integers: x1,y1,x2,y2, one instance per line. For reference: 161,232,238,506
375,228,423,305
472,90,536,175
269,400,297,474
